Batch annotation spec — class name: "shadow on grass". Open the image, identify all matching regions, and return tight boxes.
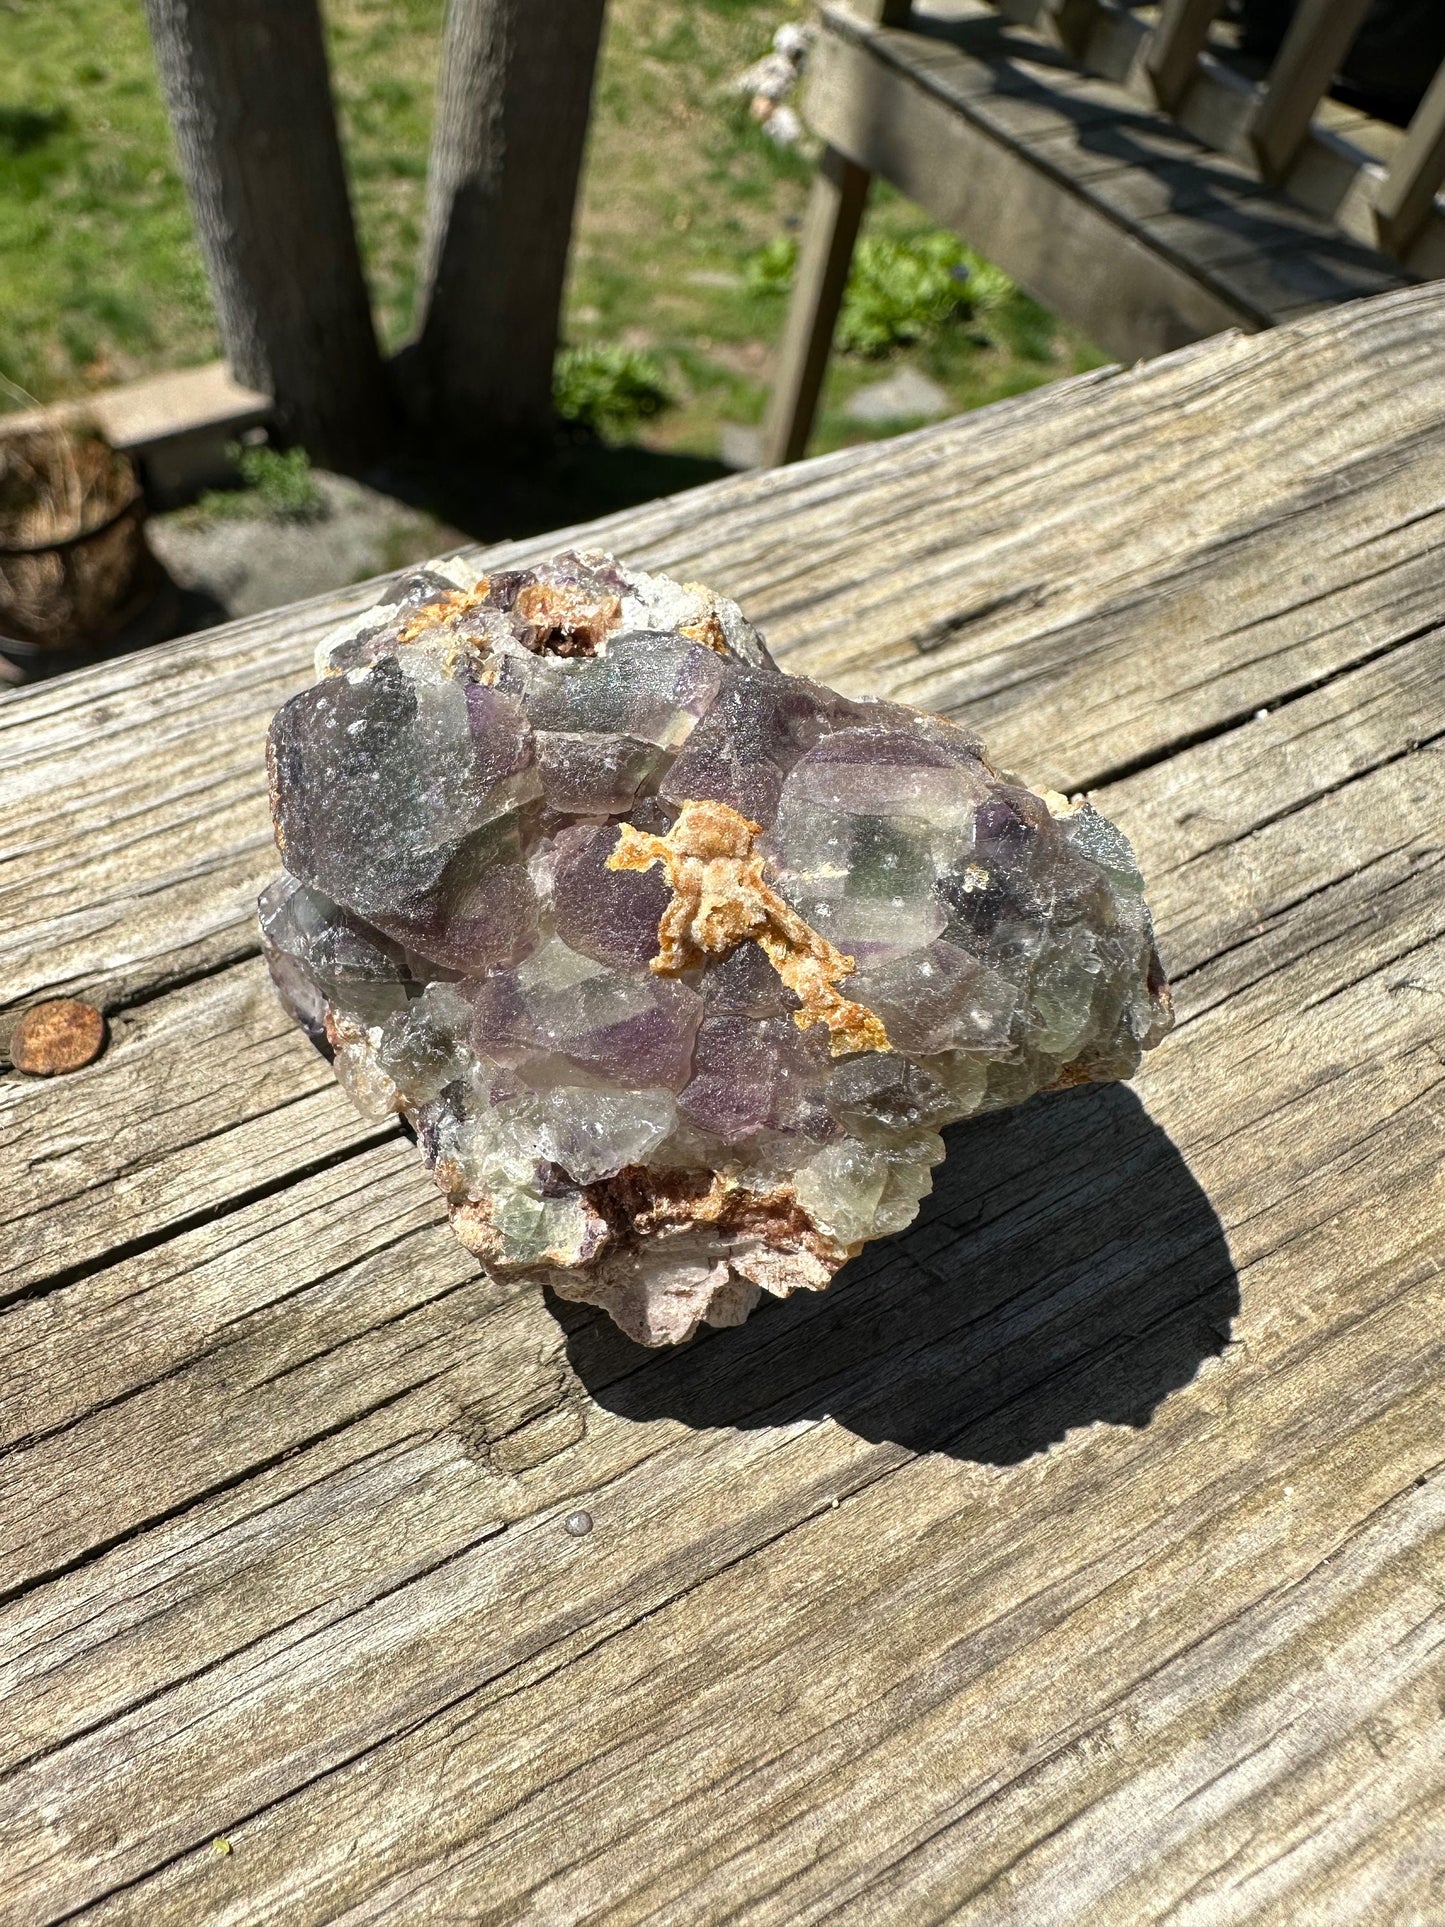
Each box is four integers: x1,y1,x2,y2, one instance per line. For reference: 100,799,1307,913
0,105,72,156
555,1082,1238,1469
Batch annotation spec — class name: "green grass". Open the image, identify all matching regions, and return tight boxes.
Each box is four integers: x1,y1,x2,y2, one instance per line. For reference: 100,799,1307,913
746,229,1033,359
193,444,328,524
554,343,672,438
0,0,1104,467
0,3,214,402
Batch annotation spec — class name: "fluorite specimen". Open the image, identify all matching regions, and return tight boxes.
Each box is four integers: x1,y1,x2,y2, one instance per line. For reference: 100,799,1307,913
261,550,1171,1345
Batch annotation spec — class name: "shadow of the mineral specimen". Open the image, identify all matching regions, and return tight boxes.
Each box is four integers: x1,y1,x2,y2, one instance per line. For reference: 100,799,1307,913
553,1082,1237,1468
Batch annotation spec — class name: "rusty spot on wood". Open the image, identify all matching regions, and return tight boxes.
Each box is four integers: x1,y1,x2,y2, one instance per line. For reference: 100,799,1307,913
11,998,107,1075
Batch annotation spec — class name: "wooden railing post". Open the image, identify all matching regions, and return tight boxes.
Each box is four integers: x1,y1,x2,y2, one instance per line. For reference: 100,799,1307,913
414,0,608,443
1045,0,1105,62
1144,0,1223,112
761,0,911,468
144,0,391,467
761,146,873,468
1247,0,1373,184
1373,61,1445,258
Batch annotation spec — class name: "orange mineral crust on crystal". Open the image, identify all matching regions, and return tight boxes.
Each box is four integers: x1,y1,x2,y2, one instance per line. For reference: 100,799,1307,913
608,799,891,1055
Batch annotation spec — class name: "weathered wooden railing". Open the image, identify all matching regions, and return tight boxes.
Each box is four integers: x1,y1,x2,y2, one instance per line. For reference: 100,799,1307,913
765,0,1445,463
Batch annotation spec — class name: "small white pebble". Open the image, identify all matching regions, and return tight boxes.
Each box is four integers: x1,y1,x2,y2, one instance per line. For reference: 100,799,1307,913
1255,707,1270,720
564,1509,594,1537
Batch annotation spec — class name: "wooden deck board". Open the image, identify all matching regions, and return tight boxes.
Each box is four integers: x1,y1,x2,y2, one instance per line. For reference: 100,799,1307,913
2,287,1444,1923
4,288,1443,1019
806,1,1416,364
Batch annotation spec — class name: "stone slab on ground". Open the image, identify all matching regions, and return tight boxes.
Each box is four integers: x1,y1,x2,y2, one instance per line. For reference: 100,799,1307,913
844,367,952,423
148,472,457,622
0,362,272,504
718,422,764,470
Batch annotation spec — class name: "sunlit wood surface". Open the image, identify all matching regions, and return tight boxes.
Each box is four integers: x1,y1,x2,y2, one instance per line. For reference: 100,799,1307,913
3,285,1444,1925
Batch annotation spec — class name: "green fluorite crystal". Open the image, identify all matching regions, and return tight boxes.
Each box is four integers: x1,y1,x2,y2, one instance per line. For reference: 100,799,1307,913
261,550,1171,1345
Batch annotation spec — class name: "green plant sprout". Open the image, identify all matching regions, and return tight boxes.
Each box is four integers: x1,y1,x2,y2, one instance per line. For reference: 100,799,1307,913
748,229,1028,357
195,444,327,524
554,344,673,438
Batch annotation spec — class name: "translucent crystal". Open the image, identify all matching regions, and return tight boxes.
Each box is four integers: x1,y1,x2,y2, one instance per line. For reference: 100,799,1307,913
262,549,1172,1346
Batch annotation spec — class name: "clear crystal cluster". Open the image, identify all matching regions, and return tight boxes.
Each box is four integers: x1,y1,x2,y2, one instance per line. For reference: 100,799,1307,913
261,551,1172,1345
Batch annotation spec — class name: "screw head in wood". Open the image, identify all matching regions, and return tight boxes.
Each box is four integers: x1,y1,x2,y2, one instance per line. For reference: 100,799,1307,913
563,1510,594,1538
10,999,107,1075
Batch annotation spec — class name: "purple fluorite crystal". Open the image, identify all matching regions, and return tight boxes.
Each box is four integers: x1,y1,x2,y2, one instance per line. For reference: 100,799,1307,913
261,551,1171,1345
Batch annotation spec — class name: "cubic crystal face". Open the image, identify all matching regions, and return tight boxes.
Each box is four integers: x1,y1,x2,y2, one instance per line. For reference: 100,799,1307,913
261,550,1172,1345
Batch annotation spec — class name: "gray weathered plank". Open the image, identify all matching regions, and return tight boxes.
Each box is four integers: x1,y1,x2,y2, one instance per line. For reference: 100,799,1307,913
3,617,1439,1759
3,286,1445,1925
4,287,1443,1024
0,960,396,1303
6,785,1439,1921
2,701,1445,1919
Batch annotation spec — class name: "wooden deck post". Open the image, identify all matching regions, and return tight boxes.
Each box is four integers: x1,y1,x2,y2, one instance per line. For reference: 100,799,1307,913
144,0,392,467
760,147,873,469
761,0,914,469
1373,60,1445,258
1144,0,1223,111
1247,0,1373,183
414,0,608,443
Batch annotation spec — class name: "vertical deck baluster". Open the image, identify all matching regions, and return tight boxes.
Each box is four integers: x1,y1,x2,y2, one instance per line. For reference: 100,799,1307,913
1248,0,1373,183
1145,0,1224,111
1373,60,1445,257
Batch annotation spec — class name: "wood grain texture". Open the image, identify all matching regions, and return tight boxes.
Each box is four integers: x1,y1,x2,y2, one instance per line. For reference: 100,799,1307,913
2,287,1444,1924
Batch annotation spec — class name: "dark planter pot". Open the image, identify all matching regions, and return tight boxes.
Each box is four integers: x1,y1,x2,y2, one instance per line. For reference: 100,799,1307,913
0,431,167,680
